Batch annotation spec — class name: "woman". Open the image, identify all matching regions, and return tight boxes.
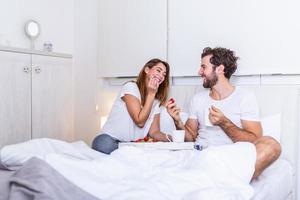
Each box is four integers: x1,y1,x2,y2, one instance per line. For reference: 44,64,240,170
92,58,171,154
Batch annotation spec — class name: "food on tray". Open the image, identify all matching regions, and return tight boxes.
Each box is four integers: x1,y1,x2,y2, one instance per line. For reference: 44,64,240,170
133,137,157,143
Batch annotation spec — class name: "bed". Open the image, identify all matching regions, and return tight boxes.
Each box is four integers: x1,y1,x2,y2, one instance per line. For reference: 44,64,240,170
0,86,298,200
0,160,294,200
0,138,294,200
251,158,293,200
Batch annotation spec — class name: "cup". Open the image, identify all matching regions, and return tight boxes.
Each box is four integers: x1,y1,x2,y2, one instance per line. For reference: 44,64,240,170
171,130,185,142
165,130,185,142
205,107,213,127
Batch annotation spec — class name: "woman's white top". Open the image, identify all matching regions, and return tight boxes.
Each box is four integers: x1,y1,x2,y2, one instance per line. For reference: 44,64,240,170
101,82,160,141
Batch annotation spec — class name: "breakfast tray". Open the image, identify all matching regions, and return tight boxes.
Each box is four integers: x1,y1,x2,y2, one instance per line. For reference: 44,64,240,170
118,142,196,150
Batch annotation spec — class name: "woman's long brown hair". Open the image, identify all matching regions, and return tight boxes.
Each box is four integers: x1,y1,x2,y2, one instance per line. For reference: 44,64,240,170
136,58,170,106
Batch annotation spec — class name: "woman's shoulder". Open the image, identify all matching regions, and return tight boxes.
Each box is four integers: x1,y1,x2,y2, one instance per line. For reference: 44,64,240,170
123,81,138,89
120,81,140,98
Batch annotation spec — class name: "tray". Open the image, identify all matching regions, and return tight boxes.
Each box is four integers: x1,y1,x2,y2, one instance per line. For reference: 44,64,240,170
118,142,196,150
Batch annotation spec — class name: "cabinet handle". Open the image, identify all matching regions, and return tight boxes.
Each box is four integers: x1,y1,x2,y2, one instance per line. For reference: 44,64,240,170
34,67,41,74
23,67,31,73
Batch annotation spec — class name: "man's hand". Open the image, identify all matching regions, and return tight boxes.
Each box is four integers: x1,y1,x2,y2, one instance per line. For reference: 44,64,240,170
209,106,228,126
209,105,262,143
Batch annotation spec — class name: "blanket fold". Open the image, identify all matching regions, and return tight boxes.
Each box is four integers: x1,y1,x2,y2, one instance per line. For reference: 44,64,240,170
8,157,100,200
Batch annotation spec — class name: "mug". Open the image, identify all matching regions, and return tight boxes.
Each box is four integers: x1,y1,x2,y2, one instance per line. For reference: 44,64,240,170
205,107,213,127
166,130,185,142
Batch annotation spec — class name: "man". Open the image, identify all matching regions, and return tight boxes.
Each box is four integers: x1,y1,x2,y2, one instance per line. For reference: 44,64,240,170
166,47,281,179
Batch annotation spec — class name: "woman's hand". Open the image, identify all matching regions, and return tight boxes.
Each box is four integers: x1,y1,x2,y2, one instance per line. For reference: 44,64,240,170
147,76,159,95
148,114,173,142
166,99,181,122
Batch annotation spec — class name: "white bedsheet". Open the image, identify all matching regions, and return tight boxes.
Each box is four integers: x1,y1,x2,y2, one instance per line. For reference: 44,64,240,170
1,138,258,200
251,158,293,200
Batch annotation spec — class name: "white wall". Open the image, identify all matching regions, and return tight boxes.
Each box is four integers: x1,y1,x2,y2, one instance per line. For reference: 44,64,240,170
0,0,101,145
98,0,167,77
73,0,100,145
168,0,300,76
97,0,300,77
0,0,74,53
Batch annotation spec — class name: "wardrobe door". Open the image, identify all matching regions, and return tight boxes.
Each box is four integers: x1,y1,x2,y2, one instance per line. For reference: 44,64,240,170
0,51,31,148
31,55,73,141
98,0,167,77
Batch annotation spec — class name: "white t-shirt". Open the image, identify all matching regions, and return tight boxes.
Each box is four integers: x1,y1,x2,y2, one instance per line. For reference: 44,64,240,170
101,82,160,142
188,87,260,146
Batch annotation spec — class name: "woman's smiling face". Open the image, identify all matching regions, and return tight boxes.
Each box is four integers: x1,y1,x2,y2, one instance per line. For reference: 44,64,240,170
145,62,167,85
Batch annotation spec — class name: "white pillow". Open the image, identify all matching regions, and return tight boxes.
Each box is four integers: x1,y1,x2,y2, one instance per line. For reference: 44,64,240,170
261,113,281,143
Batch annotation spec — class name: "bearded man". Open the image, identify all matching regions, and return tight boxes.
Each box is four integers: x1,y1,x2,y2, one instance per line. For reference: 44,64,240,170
166,47,281,179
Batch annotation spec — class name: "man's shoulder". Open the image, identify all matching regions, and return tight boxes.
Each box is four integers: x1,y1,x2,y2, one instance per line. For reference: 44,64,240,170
233,87,258,107
234,87,256,98
192,89,209,99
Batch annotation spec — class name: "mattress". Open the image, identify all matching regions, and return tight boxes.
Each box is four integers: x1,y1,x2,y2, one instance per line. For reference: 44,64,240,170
251,158,293,200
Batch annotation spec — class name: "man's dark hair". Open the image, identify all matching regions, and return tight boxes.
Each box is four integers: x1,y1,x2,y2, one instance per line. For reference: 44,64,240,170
201,47,239,79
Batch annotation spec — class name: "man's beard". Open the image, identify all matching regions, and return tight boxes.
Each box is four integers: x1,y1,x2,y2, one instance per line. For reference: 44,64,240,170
203,72,218,88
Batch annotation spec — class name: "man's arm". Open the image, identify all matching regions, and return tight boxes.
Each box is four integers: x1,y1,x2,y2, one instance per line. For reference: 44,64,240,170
184,119,199,141
209,106,262,143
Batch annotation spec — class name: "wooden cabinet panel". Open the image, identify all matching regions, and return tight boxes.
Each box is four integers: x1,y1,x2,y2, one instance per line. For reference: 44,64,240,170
0,51,31,148
0,51,73,148
31,55,73,141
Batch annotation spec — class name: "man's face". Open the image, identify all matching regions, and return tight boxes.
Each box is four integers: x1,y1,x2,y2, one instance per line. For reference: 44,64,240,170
198,55,218,88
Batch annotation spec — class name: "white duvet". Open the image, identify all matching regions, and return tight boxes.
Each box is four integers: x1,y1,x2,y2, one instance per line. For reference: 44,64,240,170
0,138,256,200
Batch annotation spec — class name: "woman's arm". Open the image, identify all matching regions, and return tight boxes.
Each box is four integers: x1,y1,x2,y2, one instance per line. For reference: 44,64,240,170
148,114,171,141
166,101,199,141
122,78,158,128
